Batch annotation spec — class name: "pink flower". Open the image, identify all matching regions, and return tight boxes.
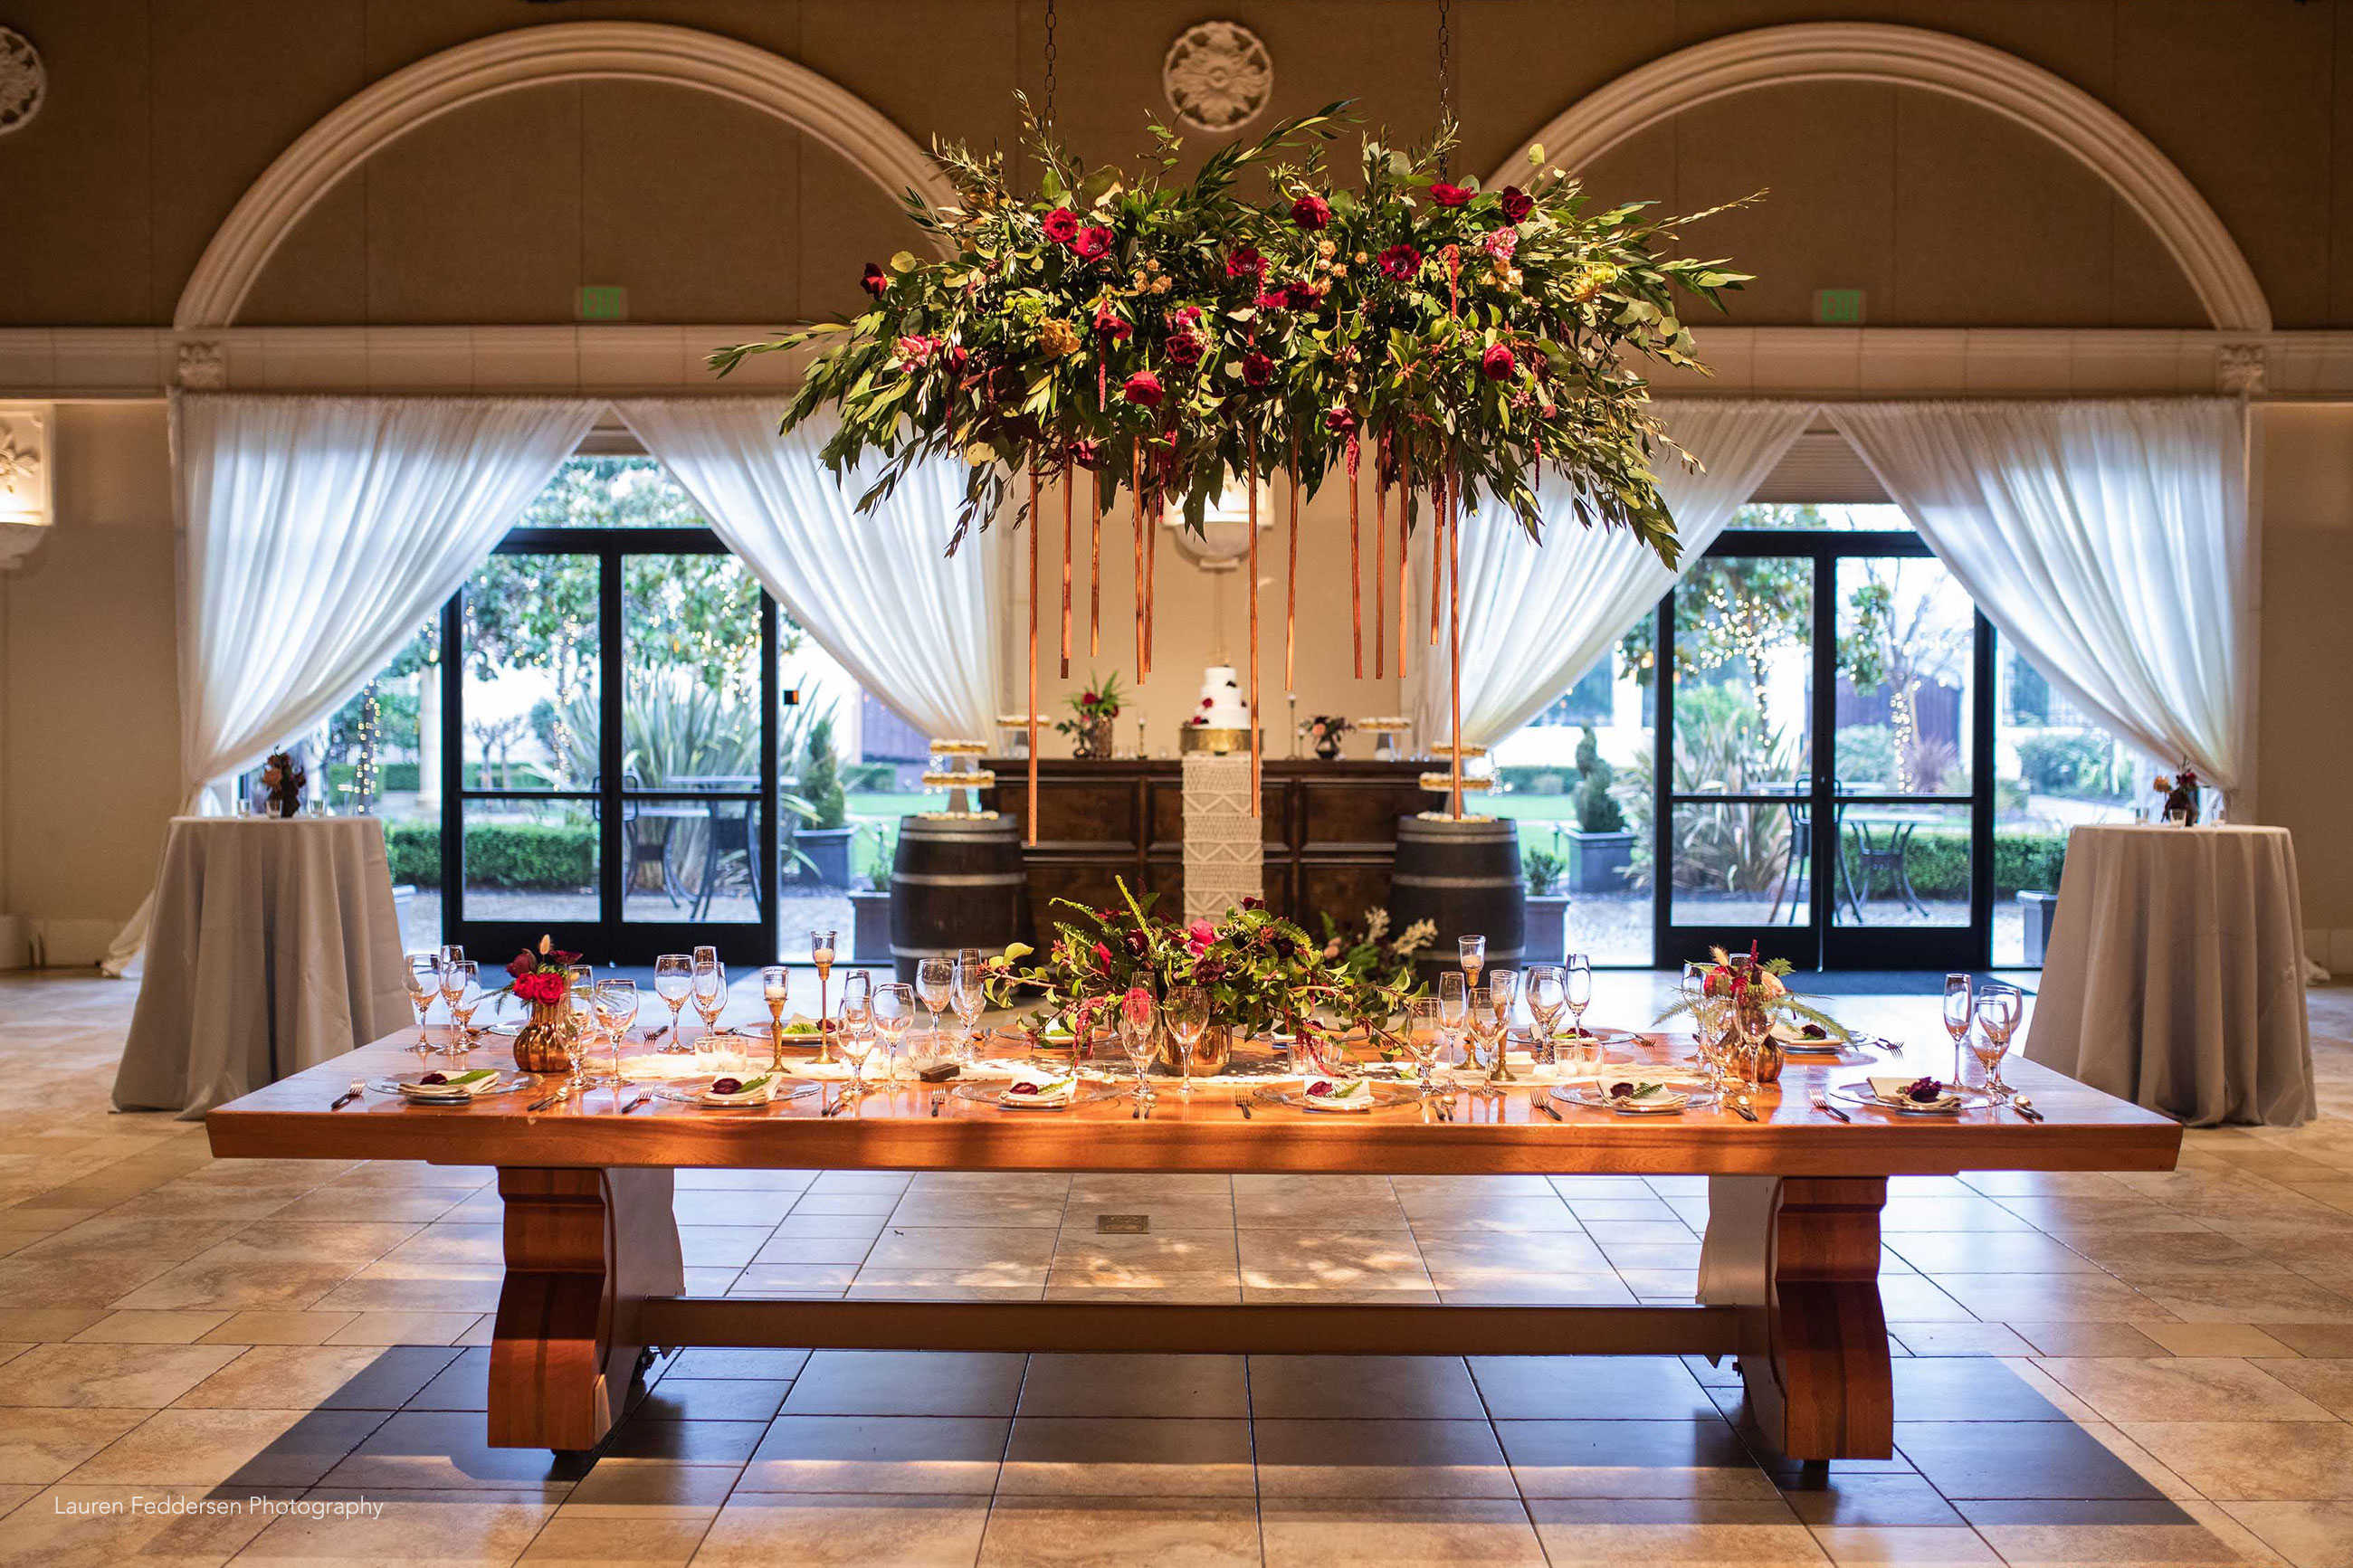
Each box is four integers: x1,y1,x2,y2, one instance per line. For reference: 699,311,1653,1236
1224,245,1266,280
1499,185,1535,223
1172,305,1205,327
893,334,937,364
1121,370,1164,406
1042,206,1081,245
1483,227,1519,262
1291,193,1332,230
1186,919,1215,955
1481,343,1517,380
1072,224,1113,261
1377,243,1420,281
1092,941,1114,967
1430,182,1471,207
1254,289,1289,311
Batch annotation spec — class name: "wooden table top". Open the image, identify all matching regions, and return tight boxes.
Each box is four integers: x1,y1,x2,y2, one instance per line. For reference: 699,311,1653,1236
205,1027,2182,1178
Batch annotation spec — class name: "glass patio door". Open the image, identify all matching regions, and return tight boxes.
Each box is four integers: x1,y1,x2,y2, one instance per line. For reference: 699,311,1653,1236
437,526,782,966
1653,527,1992,971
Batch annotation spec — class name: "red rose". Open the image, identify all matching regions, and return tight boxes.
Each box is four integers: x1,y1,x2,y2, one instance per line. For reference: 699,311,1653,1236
1224,245,1266,280
1122,370,1164,407
1499,185,1534,224
1431,183,1471,207
1285,281,1321,310
1326,404,1358,435
860,262,889,299
1165,330,1204,366
1092,303,1130,340
1377,243,1420,281
1042,206,1081,245
1481,343,1516,380
1241,351,1273,387
1073,224,1113,260
1291,193,1332,230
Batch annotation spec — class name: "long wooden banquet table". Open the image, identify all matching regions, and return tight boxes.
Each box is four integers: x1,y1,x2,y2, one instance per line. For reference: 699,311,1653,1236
208,1032,2180,1464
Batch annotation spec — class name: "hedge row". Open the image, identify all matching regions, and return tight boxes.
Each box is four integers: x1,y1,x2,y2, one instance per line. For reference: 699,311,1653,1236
386,821,594,891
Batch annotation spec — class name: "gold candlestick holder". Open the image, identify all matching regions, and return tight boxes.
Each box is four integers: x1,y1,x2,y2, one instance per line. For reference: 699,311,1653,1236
811,930,837,1065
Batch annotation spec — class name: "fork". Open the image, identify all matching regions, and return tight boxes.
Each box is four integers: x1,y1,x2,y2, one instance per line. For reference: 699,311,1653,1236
1812,1093,1852,1124
1726,1091,1758,1123
1234,1093,1253,1120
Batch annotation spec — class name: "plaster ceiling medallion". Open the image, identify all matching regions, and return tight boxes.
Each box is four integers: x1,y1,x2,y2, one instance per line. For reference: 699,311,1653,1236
0,27,43,137
1162,21,1272,134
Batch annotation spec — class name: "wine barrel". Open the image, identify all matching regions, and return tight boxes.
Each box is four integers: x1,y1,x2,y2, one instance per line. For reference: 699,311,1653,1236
1388,815,1526,984
888,815,1030,983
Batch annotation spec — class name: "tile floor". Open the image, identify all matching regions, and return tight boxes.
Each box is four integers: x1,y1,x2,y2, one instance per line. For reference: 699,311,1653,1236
0,969,2348,1565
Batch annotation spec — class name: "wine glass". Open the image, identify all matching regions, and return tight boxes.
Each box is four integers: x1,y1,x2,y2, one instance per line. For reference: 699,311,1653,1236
1943,973,1974,1086
441,960,481,1060
591,978,638,1092
1524,965,1565,1066
916,958,955,1048
951,953,988,1060
653,955,693,1054
438,944,465,980
836,988,876,1098
1405,996,1447,1105
402,953,441,1057
1973,984,2022,1102
1436,971,1469,1074
759,965,790,1070
1469,984,1511,1083
691,958,729,1074
1124,992,1171,1105
1564,953,1596,1069
872,982,915,1086
1458,935,1486,991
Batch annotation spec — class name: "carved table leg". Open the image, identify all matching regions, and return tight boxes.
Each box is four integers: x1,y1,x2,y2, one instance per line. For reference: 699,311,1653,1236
1696,1174,1891,1461
490,1167,683,1450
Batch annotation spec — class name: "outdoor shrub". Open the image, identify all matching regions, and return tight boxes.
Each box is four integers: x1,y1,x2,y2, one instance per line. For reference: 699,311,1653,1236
801,716,848,830
2016,732,2123,800
1572,727,1625,833
382,820,597,891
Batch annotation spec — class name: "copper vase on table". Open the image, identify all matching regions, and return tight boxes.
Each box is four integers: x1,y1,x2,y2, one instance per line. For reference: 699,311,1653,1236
511,1000,582,1075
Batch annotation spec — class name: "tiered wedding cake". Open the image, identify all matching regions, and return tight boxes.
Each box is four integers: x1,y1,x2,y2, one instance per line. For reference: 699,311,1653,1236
1191,666,1252,728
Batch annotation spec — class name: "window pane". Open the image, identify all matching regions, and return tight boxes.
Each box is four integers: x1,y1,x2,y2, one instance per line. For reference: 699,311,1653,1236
1992,644,2150,965
1667,801,1807,929
1669,557,1813,788
518,455,709,528
1733,502,1912,532
1826,801,1971,928
460,554,599,789
622,795,762,926
460,798,598,924
1833,556,1976,796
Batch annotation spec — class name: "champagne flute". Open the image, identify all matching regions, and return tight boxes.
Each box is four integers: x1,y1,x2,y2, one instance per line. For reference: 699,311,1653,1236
760,965,790,1071
567,965,595,1027
810,929,838,1062
1405,996,1447,1106
1469,984,1510,1085
653,954,693,1054
1436,971,1469,1076
1564,953,1596,1069
951,953,988,1061
1525,965,1565,1067
916,958,955,1049
1973,984,2022,1103
402,953,441,1056
441,960,481,1060
1115,987,1162,1099
872,982,914,1087
691,958,729,1074
1458,934,1486,991
591,978,638,1092
1943,973,1974,1088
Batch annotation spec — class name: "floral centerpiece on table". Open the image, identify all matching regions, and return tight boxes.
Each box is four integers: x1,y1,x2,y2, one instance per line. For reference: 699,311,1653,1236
1654,945,1849,1043
505,936,580,1006
1054,671,1123,759
503,936,584,1074
980,880,1416,1058
2152,764,2201,825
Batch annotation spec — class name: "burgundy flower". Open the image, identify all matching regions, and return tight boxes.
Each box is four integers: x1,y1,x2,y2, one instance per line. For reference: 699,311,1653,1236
1481,343,1517,380
1241,350,1274,387
1072,224,1113,260
859,261,890,299
506,951,535,980
1430,182,1471,207
1291,193,1332,230
1284,280,1321,310
1498,185,1534,224
1224,244,1266,280
1377,243,1420,281
1254,289,1289,311
1042,206,1081,245
1121,370,1164,407
1325,404,1358,435
1092,303,1130,340
1067,437,1100,470
1241,897,1265,911
1165,330,1204,366
1124,930,1148,956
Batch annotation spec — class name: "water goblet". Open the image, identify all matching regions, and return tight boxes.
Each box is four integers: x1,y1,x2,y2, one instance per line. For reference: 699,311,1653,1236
950,952,988,1061
1458,934,1486,991
691,959,729,1074
441,960,481,1060
838,988,874,1094
1157,988,1202,1102
916,958,954,1050
1524,965,1566,1066
872,983,915,1088
653,955,694,1054
1564,953,1596,1069
591,978,639,1092
1943,973,1975,1087
402,953,441,1056
1436,972,1469,1073
1972,984,2023,1102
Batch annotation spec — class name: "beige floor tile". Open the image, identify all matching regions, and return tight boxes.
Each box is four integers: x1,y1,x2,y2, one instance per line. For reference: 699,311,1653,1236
2246,1358,2353,1418
1804,1525,2002,1565
0,1309,107,1341
322,1308,483,1345
1253,1417,1514,1497
862,1227,1060,1269
240,1490,559,1564
1527,1498,1828,1565
998,1416,1253,1496
0,1341,242,1408
65,1310,232,1345
0,1409,149,1486
319,1410,588,1493
2034,1358,2339,1422
694,1493,991,1567
2139,1323,2301,1357
1251,1355,1485,1419
1260,1497,1548,1566
0,1483,274,1567
65,1404,385,1487
2218,1501,2353,1568
1238,1231,1433,1292
738,1415,1006,1493
2142,1276,2353,1325
518,1507,711,1566
567,1459,744,1506
1928,1273,2171,1324
1018,1352,1248,1417
779,1350,1027,1417
1967,1518,2251,1567
195,1309,358,1345
978,1494,1261,1566
2120,1420,2353,1500
174,1343,458,1410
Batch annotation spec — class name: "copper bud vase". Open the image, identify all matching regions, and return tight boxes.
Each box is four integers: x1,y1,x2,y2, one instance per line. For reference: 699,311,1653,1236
1155,1022,1234,1078
511,1000,581,1075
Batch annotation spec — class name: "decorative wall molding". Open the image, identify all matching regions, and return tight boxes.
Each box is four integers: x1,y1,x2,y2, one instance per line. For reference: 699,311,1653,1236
0,401,52,571
173,22,957,331
0,26,43,138
1498,22,2273,335
1162,21,1272,134
6,326,2353,401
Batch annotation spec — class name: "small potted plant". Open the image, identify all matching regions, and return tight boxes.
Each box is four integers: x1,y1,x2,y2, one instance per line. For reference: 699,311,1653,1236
1522,843,1570,961
795,716,857,886
848,822,895,963
1566,728,1635,891
1055,673,1123,759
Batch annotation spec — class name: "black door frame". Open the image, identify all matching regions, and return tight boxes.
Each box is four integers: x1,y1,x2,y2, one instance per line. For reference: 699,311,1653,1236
1652,528,1996,971
437,526,782,967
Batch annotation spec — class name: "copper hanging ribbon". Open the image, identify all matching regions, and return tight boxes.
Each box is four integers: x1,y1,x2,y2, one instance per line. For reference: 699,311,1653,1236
1089,484,1101,659
1446,469,1465,822
1347,432,1363,679
1025,457,1042,847
1131,444,1146,679
1373,447,1387,681
1060,457,1074,678
1285,433,1300,693
1145,470,1157,677
1247,449,1262,816
1430,465,1445,648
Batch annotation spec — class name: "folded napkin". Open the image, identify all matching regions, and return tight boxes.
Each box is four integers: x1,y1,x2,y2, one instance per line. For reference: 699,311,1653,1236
1594,1079,1692,1113
1867,1074,1961,1110
396,1068,502,1100
1301,1079,1377,1113
699,1073,778,1106
999,1072,1076,1108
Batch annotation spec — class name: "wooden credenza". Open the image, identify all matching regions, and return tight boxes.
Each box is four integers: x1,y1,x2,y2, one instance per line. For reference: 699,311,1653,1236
978,758,1430,932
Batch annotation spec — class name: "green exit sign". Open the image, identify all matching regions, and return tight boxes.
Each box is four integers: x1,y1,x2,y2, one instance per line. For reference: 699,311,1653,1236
1813,289,1865,325
576,285,628,322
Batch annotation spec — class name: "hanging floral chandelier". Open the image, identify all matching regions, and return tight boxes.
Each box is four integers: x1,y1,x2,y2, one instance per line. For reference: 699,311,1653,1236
714,94,1749,836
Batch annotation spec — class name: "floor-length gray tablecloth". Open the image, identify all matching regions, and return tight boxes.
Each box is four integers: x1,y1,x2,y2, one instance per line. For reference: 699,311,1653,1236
2024,823,2313,1127
114,817,412,1119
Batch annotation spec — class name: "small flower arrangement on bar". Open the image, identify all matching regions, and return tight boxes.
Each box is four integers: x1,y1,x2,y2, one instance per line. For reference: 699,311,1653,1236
1053,672,1123,759
2151,764,2201,825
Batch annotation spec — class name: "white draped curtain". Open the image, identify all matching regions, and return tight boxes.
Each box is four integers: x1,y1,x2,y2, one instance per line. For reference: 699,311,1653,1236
102,392,601,974
1830,398,2252,795
1410,399,1817,746
618,400,1005,742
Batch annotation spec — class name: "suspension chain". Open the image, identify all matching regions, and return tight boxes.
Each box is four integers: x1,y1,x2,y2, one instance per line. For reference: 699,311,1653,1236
1436,0,1453,174
1043,0,1059,132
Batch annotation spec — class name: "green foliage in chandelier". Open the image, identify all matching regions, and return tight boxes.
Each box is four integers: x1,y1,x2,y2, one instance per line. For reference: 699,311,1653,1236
711,97,1752,565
